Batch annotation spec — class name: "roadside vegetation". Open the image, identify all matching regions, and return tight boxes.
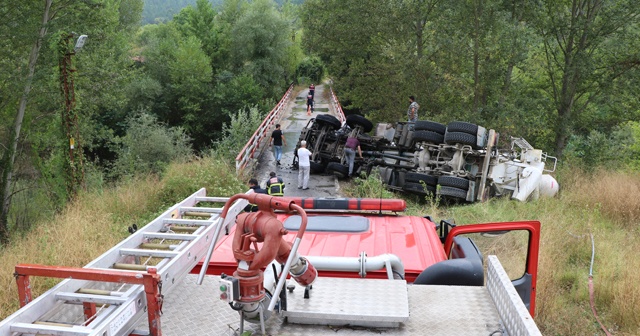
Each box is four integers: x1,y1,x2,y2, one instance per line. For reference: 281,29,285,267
345,169,640,336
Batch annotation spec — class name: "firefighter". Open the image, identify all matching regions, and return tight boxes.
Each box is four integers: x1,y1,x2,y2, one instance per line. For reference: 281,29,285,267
245,178,267,212
266,171,285,196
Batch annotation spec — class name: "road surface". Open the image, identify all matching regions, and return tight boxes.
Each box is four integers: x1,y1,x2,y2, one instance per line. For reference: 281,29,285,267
251,84,343,198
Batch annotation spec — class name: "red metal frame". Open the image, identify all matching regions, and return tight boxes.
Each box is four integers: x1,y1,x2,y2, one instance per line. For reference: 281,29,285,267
235,84,294,171
14,265,164,336
443,220,541,316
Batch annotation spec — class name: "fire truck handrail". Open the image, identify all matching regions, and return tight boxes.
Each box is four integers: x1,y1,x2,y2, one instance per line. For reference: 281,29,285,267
486,255,542,335
235,84,294,174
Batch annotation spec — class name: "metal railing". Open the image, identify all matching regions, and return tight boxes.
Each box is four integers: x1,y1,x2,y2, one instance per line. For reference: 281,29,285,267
329,85,347,124
235,84,294,174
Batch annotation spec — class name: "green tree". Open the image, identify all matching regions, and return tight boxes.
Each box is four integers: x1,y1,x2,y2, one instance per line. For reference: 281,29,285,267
230,0,292,97
534,0,640,156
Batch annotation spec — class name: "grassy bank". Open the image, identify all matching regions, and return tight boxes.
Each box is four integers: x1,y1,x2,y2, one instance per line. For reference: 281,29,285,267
1,158,638,335
0,156,244,319
345,170,640,335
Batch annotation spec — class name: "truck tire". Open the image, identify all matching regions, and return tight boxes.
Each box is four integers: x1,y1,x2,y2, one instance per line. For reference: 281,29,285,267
310,161,326,174
315,114,341,130
438,186,468,200
405,172,438,186
415,121,446,134
444,131,478,148
346,114,373,133
326,162,349,179
412,131,444,145
446,121,478,135
438,176,470,190
403,182,437,196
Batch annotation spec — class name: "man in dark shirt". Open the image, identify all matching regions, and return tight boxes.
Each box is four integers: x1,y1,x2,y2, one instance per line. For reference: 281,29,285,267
344,135,363,177
244,178,267,212
309,83,315,99
270,124,287,165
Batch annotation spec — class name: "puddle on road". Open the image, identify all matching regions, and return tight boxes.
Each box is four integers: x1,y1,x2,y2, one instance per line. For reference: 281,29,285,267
282,132,299,152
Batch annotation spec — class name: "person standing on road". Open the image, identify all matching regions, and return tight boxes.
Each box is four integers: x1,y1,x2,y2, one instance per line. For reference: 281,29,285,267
270,124,287,165
309,83,315,99
297,141,312,190
266,171,285,196
244,178,267,212
306,92,314,116
407,95,420,122
344,133,363,177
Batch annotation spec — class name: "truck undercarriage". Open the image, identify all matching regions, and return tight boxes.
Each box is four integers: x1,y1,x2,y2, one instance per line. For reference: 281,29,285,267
294,114,559,203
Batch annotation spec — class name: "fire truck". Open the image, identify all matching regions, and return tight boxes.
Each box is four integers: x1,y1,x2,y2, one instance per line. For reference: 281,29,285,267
0,189,541,335
294,114,559,203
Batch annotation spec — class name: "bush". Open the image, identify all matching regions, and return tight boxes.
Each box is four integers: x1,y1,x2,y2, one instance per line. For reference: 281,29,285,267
159,155,245,206
563,123,636,170
295,56,324,84
212,106,265,161
111,113,192,177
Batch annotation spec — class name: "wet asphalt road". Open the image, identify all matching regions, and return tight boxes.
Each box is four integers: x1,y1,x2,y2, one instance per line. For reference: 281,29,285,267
252,84,343,198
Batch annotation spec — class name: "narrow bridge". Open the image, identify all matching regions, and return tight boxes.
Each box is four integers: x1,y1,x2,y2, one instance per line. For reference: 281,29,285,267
235,83,346,197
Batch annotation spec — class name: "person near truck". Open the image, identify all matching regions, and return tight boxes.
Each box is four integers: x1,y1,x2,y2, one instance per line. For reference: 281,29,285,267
266,171,285,196
297,141,312,190
344,135,363,177
407,95,419,122
270,124,287,165
244,178,267,212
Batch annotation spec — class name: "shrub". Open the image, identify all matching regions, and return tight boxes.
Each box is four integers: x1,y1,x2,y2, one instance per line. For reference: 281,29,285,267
159,155,245,206
111,113,191,177
563,123,636,170
212,106,265,161
295,56,324,84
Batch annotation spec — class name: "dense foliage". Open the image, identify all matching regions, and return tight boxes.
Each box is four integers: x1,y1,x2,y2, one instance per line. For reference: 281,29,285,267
0,0,304,242
301,0,640,158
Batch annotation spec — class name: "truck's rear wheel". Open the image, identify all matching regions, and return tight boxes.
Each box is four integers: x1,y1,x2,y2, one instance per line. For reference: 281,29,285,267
310,161,326,174
405,172,438,186
444,131,478,148
415,121,446,134
413,130,444,145
438,176,470,190
438,186,468,200
346,114,373,133
446,121,478,135
403,182,437,196
327,162,349,179
315,114,341,130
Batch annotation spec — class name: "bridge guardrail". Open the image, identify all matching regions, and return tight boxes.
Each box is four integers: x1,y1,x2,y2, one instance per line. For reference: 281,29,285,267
235,83,294,174
329,85,347,124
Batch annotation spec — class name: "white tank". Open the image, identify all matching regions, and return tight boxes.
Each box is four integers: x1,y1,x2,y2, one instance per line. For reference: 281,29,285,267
513,167,542,202
538,174,559,198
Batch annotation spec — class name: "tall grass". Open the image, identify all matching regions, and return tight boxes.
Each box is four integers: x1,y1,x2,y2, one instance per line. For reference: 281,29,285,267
0,155,245,320
345,171,640,335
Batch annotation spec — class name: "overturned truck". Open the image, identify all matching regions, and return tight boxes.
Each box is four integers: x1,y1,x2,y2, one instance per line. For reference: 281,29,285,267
294,114,559,202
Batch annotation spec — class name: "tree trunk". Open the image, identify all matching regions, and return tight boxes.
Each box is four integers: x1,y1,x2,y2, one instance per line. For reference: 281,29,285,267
0,0,53,244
